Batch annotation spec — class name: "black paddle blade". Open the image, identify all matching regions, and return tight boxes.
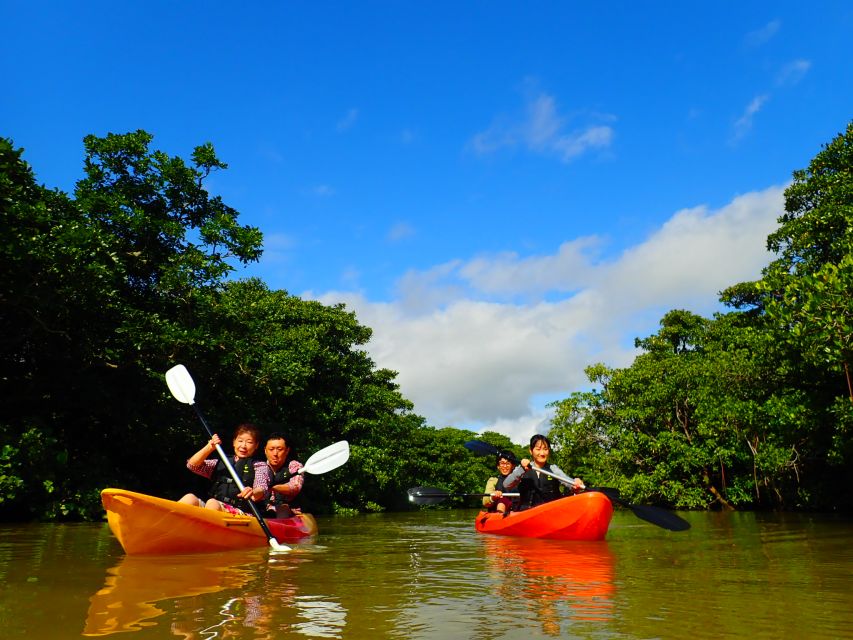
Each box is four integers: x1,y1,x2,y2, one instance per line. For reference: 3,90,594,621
463,440,519,464
464,440,498,456
407,486,449,505
587,486,621,498
629,504,691,531
594,488,690,531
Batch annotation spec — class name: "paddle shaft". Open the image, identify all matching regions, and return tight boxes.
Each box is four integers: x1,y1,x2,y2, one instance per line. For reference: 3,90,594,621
417,492,519,499
519,462,584,489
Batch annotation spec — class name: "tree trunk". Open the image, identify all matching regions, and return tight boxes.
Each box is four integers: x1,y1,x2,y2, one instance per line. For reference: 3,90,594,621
708,485,735,510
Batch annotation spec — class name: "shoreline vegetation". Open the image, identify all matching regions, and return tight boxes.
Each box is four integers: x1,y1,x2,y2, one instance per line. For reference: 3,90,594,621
2,122,851,522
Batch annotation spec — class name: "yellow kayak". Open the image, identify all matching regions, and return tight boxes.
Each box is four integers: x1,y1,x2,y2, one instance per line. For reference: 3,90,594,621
102,488,318,555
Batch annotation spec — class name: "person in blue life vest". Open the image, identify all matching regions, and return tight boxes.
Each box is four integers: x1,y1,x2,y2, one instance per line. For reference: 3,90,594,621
263,432,304,518
482,452,518,515
503,434,584,510
178,423,271,515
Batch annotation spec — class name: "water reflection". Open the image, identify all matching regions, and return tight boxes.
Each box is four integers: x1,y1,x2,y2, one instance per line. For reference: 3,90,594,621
82,551,262,636
82,548,349,638
481,536,616,637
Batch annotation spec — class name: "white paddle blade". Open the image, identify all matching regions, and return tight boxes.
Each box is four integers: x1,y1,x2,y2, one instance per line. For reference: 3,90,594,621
301,440,350,475
268,538,291,552
165,364,196,405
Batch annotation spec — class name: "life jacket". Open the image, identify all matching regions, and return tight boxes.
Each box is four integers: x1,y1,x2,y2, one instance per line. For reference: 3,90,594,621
495,473,514,494
209,457,256,508
267,464,301,511
518,464,562,509
495,473,520,508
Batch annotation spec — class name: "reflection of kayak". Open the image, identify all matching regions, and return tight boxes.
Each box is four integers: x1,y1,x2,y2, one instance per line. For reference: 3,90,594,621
482,536,616,628
102,488,318,555
475,492,613,540
83,551,261,636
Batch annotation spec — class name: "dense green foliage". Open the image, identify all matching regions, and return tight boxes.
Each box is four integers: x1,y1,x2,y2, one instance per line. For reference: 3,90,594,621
2,122,851,520
0,132,439,520
548,122,853,511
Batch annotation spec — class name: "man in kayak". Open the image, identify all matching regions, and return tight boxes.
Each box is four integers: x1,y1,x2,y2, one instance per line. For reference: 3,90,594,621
503,434,584,510
483,452,518,515
263,432,305,518
178,423,272,514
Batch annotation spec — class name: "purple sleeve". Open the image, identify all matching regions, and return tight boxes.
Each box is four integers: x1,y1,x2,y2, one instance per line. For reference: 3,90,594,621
253,461,272,498
286,460,304,495
187,458,216,479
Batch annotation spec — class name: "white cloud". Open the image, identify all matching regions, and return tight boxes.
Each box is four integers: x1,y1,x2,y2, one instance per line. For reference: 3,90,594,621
776,59,811,87
311,185,785,445
731,94,769,143
457,236,601,296
744,19,781,47
336,108,359,132
386,221,416,243
312,184,335,197
340,265,360,287
470,92,615,163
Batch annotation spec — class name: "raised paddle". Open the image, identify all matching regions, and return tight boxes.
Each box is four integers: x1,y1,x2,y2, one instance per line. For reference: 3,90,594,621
464,439,689,532
463,439,520,463
298,440,350,476
407,486,520,505
165,364,291,552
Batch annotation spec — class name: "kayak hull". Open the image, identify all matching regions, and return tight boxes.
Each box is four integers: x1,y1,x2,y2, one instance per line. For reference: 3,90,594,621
102,488,318,555
475,491,613,540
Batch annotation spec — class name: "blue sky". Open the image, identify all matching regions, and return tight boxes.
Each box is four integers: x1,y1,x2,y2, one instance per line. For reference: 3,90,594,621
3,2,852,443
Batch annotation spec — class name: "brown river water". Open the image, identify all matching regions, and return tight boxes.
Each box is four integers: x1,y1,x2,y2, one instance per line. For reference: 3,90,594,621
1,508,851,639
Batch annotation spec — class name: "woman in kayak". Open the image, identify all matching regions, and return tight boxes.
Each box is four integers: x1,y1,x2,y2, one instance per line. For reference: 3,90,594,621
263,432,304,518
482,452,518,515
503,434,584,510
178,423,271,515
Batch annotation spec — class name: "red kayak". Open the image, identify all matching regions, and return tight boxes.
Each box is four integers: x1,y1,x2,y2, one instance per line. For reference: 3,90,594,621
475,491,613,540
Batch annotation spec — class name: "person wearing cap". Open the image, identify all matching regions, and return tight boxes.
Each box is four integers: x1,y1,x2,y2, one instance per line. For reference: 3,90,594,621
482,451,518,515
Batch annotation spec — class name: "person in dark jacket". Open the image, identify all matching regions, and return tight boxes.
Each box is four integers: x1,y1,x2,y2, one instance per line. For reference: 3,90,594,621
263,432,304,518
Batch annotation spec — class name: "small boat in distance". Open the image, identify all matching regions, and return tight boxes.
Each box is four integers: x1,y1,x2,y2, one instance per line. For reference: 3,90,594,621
102,488,317,555
475,491,613,540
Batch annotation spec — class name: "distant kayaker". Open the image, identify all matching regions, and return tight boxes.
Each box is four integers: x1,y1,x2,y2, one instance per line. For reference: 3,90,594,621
483,452,518,515
263,432,304,518
503,434,584,510
178,423,272,514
